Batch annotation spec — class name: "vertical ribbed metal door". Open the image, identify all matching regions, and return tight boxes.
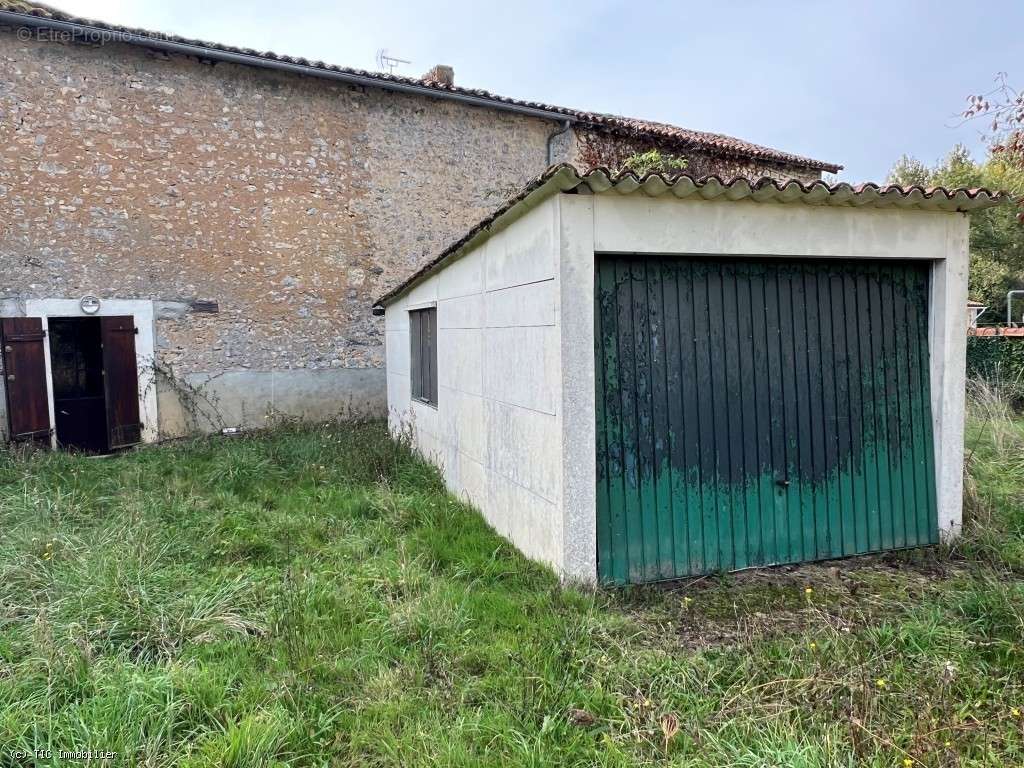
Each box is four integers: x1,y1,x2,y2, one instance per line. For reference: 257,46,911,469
595,256,937,585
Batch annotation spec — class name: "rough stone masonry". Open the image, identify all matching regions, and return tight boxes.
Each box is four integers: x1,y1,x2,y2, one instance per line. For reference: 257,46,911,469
0,18,829,439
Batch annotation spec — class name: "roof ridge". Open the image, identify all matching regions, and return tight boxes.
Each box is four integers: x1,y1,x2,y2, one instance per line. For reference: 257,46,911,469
0,1,841,172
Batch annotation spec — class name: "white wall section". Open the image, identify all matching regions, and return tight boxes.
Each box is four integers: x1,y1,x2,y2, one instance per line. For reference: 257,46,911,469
386,196,567,572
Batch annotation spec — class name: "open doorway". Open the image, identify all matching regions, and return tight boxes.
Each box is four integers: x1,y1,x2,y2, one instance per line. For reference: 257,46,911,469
2,312,145,453
49,317,108,453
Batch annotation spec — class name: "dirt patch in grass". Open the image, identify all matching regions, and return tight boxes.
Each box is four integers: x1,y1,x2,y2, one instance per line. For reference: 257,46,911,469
615,552,989,651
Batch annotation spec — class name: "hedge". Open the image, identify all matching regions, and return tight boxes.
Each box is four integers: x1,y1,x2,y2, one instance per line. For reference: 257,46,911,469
966,336,1024,382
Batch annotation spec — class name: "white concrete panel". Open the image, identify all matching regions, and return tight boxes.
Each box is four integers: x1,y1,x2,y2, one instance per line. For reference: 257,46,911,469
438,327,483,396
438,248,484,300
593,195,951,260
483,326,559,414
930,213,971,538
485,197,557,291
382,197,568,579
456,451,487,510
439,385,487,464
557,194,598,584
440,440,461,496
384,296,408,331
439,293,484,330
386,372,411,436
485,279,556,328
404,273,439,308
415,429,443,467
409,397,439,440
485,472,561,570
385,329,410,376
486,400,560,503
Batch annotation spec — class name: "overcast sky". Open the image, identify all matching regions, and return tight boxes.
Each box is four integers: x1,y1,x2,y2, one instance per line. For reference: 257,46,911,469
52,0,1021,182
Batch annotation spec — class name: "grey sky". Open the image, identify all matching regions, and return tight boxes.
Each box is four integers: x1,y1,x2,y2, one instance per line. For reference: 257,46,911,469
53,0,1019,182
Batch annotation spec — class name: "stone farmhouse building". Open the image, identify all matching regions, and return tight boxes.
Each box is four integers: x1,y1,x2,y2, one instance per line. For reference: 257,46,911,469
0,1,839,451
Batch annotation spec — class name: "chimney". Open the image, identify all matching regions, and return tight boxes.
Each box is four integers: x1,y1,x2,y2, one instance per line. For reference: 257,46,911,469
422,64,455,88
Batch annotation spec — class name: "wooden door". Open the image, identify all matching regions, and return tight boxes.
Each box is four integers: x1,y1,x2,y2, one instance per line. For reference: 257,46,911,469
100,316,142,449
1,318,52,444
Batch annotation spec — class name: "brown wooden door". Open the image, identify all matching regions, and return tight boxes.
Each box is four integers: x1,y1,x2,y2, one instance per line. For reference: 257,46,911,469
100,316,142,449
1,318,52,444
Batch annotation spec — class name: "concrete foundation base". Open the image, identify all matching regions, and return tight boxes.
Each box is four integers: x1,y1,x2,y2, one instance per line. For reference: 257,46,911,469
155,367,387,438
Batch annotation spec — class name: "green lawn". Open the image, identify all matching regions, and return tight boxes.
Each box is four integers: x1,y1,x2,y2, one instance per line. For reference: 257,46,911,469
1,408,1023,767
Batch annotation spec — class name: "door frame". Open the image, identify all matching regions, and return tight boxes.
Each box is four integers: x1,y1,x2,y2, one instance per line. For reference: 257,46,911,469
21,299,159,448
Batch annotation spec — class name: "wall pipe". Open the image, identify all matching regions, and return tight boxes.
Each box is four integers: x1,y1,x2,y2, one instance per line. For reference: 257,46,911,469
546,119,572,166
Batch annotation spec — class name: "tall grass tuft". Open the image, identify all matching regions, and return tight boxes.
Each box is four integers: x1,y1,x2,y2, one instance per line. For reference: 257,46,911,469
961,374,1024,568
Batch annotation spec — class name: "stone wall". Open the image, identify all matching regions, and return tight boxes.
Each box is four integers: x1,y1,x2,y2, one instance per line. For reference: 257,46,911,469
0,33,563,433
0,30,822,438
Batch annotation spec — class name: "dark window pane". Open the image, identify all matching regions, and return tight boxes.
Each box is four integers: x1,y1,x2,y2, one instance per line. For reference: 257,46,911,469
409,307,438,406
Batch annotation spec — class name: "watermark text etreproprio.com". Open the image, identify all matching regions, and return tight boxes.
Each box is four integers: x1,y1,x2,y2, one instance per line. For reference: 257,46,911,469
16,25,122,45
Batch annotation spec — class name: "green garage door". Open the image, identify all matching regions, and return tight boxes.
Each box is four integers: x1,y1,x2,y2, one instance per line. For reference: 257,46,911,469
595,256,937,585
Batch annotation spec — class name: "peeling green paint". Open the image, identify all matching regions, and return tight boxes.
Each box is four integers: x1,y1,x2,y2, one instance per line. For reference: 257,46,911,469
595,256,937,585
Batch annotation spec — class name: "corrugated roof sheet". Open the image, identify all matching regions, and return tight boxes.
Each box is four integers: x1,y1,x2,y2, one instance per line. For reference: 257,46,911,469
0,1,840,172
375,164,1007,308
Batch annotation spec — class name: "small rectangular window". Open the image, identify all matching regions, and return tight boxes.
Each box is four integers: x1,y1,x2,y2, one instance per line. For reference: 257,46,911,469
410,307,438,407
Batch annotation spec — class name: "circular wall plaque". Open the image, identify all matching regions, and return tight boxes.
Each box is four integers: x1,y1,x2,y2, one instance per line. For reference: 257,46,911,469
80,295,101,315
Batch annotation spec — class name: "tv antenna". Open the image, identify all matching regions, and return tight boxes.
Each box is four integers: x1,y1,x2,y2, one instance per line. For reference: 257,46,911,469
376,49,411,75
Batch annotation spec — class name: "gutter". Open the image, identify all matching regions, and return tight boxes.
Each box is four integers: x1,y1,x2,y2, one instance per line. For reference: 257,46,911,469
0,10,579,125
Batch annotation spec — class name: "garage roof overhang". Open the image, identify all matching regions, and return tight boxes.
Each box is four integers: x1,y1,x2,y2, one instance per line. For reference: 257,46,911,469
372,164,1007,313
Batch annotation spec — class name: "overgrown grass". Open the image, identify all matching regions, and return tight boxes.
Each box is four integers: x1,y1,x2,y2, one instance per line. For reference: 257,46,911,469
962,376,1024,569
0,410,1022,766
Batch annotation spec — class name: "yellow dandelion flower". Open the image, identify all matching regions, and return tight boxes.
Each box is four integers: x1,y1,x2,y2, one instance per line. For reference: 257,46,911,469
875,679,887,689
1012,707,1021,718
903,759,913,767
944,741,952,748
809,642,817,650
804,587,813,594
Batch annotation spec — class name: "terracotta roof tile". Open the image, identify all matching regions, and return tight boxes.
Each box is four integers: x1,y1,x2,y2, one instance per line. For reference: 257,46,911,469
0,1,840,172
970,327,1024,337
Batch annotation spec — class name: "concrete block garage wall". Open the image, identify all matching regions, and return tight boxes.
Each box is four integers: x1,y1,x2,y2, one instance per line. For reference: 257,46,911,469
385,197,566,571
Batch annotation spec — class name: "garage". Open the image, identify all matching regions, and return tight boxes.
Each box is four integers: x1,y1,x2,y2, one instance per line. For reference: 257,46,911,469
376,165,1002,585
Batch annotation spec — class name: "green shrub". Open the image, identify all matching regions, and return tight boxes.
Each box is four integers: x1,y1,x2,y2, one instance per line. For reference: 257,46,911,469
966,337,1024,405
622,149,688,176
